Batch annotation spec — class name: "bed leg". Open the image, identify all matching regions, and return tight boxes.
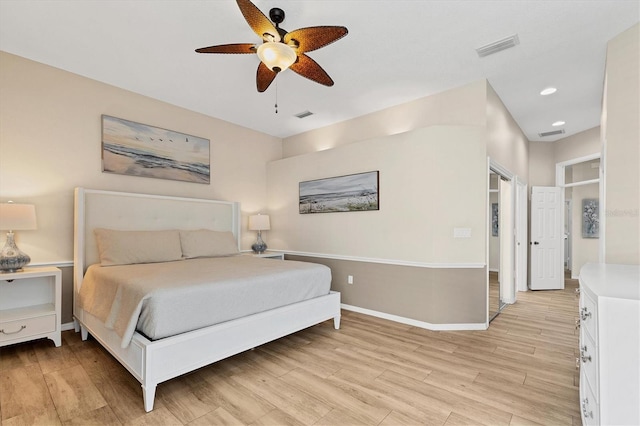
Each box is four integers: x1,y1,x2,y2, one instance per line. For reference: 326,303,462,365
333,314,341,329
142,384,157,412
80,326,88,341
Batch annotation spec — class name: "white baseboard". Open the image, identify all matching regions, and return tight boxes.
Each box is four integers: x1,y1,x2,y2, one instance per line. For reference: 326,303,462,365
341,303,487,331
61,322,76,331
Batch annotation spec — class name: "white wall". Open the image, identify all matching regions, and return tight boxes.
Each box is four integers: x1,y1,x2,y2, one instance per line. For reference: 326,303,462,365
282,81,487,158
486,84,529,180
0,52,282,263
603,23,640,264
269,125,487,264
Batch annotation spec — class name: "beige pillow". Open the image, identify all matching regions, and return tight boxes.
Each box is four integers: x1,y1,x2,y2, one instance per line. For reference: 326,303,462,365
94,229,183,266
179,229,239,259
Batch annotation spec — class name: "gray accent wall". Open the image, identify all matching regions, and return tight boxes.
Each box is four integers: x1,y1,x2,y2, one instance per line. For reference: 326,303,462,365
288,255,487,325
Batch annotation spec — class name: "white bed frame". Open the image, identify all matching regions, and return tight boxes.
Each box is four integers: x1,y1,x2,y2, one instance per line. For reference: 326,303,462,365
73,188,340,412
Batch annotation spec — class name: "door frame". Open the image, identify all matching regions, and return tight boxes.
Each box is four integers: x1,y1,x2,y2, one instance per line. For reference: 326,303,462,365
515,177,528,292
487,158,521,321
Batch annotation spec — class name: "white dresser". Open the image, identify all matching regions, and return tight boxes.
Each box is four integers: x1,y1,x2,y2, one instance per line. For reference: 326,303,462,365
578,263,639,425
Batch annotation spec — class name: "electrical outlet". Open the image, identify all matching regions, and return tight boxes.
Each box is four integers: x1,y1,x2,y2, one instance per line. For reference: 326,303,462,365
347,275,354,284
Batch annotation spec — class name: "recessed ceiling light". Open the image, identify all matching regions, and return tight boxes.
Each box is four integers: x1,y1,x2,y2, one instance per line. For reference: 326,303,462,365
540,87,557,96
552,120,565,126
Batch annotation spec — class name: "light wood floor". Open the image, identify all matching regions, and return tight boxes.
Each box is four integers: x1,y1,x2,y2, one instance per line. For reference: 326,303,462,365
0,279,581,425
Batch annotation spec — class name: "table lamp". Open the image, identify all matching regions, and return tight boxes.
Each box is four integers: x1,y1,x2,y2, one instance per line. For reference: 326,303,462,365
249,214,270,254
0,202,37,272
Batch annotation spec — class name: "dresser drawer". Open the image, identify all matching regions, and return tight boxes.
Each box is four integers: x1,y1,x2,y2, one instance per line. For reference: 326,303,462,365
580,371,600,426
0,314,56,343
580,290,598,341
579,330,599,397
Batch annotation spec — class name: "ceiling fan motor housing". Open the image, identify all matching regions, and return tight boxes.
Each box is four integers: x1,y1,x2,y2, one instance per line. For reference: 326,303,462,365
269,7,285,25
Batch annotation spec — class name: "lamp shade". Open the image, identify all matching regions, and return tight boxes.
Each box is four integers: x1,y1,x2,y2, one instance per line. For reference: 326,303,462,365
249,214,270,231
257,42,297,73
0,203,37,231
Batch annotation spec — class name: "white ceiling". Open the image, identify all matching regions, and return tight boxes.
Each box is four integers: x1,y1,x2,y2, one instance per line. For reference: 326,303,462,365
1,1,637,141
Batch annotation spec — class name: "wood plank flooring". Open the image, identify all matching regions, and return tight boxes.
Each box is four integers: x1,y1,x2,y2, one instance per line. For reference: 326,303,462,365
0,279,581,425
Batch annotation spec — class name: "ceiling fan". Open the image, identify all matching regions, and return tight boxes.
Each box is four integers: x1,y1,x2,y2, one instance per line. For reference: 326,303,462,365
196,0,348,92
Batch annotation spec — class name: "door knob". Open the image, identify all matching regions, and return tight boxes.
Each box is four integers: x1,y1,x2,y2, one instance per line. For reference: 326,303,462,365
533,241,539,245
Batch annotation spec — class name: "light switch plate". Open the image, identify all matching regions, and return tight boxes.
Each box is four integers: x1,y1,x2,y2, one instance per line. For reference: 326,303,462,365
453,227,472,238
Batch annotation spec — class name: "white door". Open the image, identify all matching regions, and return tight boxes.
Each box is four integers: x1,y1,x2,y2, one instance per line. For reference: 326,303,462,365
530,186,564,290
500,179,514,303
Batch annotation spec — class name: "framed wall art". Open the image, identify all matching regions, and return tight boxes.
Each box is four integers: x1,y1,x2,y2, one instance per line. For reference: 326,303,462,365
102,115,210,184
492,203,499,236
299,171,379,214
582,198,599,238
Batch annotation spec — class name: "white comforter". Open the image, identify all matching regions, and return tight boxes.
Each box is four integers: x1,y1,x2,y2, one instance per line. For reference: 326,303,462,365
79,256,331,347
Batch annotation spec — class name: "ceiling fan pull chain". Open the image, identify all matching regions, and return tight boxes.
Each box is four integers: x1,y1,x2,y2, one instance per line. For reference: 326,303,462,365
275,80,278,114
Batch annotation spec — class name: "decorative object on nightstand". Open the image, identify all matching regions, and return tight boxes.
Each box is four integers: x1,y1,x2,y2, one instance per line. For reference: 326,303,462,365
249,214,270,254
0,202,37,273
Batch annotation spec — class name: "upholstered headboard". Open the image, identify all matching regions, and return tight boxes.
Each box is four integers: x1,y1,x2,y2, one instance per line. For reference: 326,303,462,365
73,188,240,318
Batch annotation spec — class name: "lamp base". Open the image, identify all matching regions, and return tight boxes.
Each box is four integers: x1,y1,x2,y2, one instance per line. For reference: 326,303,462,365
251,232,267,254
0,231,31,273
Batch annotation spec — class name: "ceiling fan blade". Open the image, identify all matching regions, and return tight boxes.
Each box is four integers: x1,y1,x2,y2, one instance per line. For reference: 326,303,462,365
236,0,280,42
257,62,277,92
195,43,256,54
284,26,348,53
290,54,334,87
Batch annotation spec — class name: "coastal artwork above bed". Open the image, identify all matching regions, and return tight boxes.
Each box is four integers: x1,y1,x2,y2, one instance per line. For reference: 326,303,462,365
299,171,379,214
101,115,210,184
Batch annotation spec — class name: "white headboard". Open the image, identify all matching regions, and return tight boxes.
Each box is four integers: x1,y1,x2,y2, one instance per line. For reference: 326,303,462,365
73,188,240,317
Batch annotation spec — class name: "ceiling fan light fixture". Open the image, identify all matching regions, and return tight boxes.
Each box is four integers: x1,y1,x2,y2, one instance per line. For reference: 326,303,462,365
257,42,297,73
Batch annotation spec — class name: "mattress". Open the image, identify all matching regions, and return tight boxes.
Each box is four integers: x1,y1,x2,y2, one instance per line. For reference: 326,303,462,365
79,256,331,347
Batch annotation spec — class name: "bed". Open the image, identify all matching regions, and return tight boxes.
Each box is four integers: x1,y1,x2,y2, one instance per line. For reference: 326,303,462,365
73,187,341,412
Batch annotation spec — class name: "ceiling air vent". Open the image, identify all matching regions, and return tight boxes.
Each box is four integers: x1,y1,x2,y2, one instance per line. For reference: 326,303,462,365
476,34,520,57
538,129,565,138
294,110,314,119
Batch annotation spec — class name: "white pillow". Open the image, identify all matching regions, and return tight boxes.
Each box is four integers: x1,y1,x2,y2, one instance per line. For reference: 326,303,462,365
94,229,183,266
179,229,239,259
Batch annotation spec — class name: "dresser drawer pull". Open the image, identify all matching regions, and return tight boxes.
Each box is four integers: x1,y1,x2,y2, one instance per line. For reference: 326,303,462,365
580,307,592,320
576,357,580,369
575,288,580,298
0,325,27,335
582,398,593,419
580,346,592,363
575,319,581,330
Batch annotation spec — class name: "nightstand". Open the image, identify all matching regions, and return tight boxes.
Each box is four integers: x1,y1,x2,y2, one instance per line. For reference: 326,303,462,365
0,266,62,347
243,251,285,260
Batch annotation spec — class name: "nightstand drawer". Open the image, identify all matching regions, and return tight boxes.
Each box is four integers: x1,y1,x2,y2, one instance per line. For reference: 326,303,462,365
0,314,56,343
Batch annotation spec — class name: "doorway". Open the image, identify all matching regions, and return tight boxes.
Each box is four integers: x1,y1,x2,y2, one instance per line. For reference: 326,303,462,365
556,153,602,279
488,160,519,322
488,171,503,321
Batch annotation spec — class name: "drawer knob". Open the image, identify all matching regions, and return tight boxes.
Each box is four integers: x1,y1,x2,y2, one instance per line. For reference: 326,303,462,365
582,398,593,419
0,325,26,335
580,307,592,320
580,346,592,363
575,319,581,330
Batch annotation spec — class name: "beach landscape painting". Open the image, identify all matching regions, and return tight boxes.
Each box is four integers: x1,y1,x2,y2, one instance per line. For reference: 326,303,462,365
102,115,210,184
300,171,379,214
